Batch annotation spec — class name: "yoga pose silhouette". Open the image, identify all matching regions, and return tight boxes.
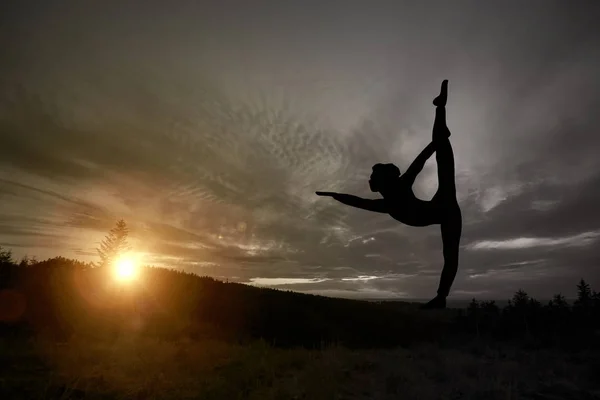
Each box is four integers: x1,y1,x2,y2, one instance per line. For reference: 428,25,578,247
317,80,462,309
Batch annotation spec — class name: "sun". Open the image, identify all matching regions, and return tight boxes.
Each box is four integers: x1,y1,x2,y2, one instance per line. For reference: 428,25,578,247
113,254,139,282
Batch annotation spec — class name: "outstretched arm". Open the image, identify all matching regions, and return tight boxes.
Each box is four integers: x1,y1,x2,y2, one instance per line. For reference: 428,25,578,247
402,142,436,186
316,192,388,213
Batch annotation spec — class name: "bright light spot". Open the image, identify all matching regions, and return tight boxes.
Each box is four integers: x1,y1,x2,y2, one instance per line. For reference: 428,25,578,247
114,254,139,282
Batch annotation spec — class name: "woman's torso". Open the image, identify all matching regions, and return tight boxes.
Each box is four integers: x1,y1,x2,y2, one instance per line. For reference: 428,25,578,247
385,187,441,227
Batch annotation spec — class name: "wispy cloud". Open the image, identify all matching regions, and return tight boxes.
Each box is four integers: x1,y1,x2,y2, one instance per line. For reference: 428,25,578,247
248,277,331,286
468,231,600,250
497,259,546,268
468,269,535,280
341,275,380,282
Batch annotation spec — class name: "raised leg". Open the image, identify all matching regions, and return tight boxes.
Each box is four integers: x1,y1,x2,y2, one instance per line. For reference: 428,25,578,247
431,81,456,206
433,79,448,107
422,80,463,310
433,106,451,142
434,134,456,205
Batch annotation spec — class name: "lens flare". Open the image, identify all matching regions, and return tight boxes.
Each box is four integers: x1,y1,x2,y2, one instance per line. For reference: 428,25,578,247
114,254,138,282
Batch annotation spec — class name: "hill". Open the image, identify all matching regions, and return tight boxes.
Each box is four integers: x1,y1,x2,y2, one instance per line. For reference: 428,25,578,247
1,255,600,351
1,257,457,348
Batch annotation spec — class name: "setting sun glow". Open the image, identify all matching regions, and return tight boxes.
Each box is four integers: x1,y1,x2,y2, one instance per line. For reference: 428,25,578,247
114,255,138,282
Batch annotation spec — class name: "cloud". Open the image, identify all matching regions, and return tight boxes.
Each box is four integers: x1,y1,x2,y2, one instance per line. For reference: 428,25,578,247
468,231,600,250
341,275,380,282
1,1,600,299
248,277,331,286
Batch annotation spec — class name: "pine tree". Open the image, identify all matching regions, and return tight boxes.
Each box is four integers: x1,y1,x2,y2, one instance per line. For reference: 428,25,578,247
0,246,14,289
512,289,529,308
575,279,592,309
593,290,600,305
550,293,569,310
510,289,531,336
96,219,131,267
467,298,480,337
0,246,12,264
481,300,499,314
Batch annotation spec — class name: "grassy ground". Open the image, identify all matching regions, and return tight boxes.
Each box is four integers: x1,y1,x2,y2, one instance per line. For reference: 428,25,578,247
1,336,599,400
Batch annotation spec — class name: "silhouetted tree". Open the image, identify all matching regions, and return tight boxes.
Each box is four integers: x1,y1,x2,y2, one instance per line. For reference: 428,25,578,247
575,279,592,309
528,298,542,310
550,293,569,309
572,279,595,333
96,219,131,268
507,289,532,336
467,298,480,337
467,298,479,313
593,290,600,323
0,246,12,264
0,246,15,289
512,289,530,308
481,300,498,313
546,293,572,341
18,255,38,267
593,291,600,309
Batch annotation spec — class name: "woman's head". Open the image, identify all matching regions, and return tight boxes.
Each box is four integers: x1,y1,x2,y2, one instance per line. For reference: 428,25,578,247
369,163,400,192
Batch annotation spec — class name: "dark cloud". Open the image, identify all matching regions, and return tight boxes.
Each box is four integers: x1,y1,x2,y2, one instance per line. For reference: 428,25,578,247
1,0,599,299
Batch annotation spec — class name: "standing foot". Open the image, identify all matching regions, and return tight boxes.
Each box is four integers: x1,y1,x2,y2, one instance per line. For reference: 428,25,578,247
433,80,448,107
420,295,447,310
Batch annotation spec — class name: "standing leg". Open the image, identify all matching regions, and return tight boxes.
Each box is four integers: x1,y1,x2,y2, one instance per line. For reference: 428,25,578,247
421,206,462,310
437,209,462,297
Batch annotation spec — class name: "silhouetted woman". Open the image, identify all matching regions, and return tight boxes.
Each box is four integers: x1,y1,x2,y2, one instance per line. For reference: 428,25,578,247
316,80,462,309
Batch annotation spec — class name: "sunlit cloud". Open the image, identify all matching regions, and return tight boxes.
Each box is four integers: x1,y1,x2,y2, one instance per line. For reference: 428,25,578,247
341,275,380,282
480,187,508,213
478,184,523,213
468,231,600,250
468,269,527,280
497,259,546,268
248,277,331,286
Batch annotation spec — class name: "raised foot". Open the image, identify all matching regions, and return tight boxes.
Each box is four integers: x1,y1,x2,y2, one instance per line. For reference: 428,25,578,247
420,295,447,310
433,79,448,107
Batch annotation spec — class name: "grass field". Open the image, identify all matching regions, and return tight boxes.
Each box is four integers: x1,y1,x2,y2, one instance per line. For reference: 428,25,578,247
2,336,599,400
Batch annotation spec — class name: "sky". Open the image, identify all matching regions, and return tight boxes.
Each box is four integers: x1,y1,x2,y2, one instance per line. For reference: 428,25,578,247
1,1,600,300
